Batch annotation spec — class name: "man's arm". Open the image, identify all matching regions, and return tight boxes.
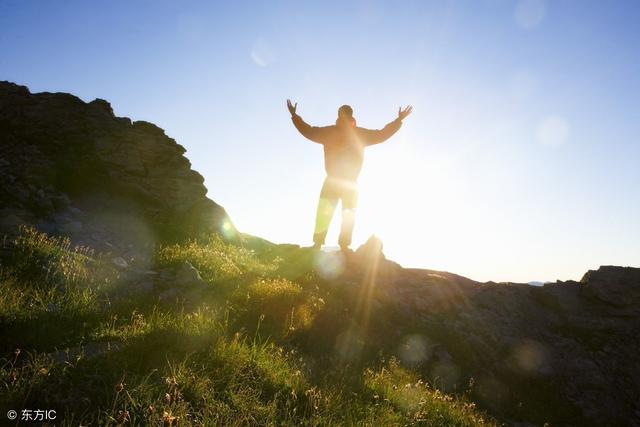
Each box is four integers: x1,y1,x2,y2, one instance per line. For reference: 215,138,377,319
287,99,328,144
358,118,402,145
358,105,412,146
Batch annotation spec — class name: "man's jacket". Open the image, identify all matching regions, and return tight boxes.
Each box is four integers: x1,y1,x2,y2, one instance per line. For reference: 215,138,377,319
291,114,402,181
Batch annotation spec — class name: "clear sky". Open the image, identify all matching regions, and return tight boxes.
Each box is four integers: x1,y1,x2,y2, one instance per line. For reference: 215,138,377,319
1,0,639,282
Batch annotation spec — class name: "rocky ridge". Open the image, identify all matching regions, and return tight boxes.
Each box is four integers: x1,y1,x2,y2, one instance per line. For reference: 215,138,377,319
268,237,639,426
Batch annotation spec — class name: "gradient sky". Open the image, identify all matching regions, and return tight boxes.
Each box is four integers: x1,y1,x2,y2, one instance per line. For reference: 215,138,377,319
1,0,639,282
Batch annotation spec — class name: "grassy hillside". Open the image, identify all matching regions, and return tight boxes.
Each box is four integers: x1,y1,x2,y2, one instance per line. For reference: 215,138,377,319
0,226,495,426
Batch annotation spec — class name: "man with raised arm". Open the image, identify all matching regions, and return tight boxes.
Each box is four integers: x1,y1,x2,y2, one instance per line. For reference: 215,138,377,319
287,100,412,251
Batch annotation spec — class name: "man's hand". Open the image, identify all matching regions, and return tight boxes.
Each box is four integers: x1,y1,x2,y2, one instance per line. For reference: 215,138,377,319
287,99,298,116
398,105,413,121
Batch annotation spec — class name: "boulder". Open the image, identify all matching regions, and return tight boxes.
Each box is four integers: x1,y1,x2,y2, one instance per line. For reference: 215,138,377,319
111,257,128,269
581,265,640,307
354,235,385,261
175,261,204,286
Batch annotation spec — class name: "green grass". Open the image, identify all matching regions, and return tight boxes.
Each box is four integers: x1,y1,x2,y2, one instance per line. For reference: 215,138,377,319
156,236,278,289
0,227,496,425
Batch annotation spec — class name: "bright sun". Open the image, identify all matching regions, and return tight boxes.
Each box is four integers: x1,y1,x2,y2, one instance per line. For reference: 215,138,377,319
352,140,471,272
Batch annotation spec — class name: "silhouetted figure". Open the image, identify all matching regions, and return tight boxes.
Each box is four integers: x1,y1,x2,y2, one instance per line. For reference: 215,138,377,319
287,100,412,250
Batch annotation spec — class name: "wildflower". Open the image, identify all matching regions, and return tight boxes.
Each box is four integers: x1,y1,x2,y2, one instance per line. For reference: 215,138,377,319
115,410,129,424
162,410,177,425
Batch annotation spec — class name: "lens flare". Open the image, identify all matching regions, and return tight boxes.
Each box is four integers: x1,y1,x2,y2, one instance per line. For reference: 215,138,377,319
220,219,236,240
537,115,570,147
511,339,550,374
313,250,345,279
514,0,546,30
335,327,364,361
250,38,276,67
399,334,431,367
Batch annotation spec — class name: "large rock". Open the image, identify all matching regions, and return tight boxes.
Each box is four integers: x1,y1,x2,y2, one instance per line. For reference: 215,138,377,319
0,81,236,249
581,265,640,307
175,260,205,286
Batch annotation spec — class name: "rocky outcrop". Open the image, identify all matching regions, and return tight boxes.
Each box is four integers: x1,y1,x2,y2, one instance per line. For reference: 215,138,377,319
263,236,639,424
336,241,640,426
0,81,234,260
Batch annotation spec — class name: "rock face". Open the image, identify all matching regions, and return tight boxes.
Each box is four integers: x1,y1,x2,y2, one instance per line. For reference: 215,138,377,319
0,81,234,256
341,242,640,426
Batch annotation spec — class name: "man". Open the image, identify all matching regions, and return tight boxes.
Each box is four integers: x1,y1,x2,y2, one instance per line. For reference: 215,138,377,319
287,99,412,251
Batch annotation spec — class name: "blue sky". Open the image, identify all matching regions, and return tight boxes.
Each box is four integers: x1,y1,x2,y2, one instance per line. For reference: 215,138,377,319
1,0,638,282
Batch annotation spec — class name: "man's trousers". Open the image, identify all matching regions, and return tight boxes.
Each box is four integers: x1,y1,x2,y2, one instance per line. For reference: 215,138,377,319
313,176,358,248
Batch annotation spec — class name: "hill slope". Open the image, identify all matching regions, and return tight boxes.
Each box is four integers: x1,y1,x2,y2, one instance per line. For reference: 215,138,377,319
1,82,638,426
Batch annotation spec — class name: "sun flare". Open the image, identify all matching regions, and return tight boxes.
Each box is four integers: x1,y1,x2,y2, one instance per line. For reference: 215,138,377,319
354,140,462,267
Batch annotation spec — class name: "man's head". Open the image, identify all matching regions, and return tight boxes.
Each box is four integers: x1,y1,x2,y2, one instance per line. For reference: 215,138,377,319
338,104,353,119
337,105,356,127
